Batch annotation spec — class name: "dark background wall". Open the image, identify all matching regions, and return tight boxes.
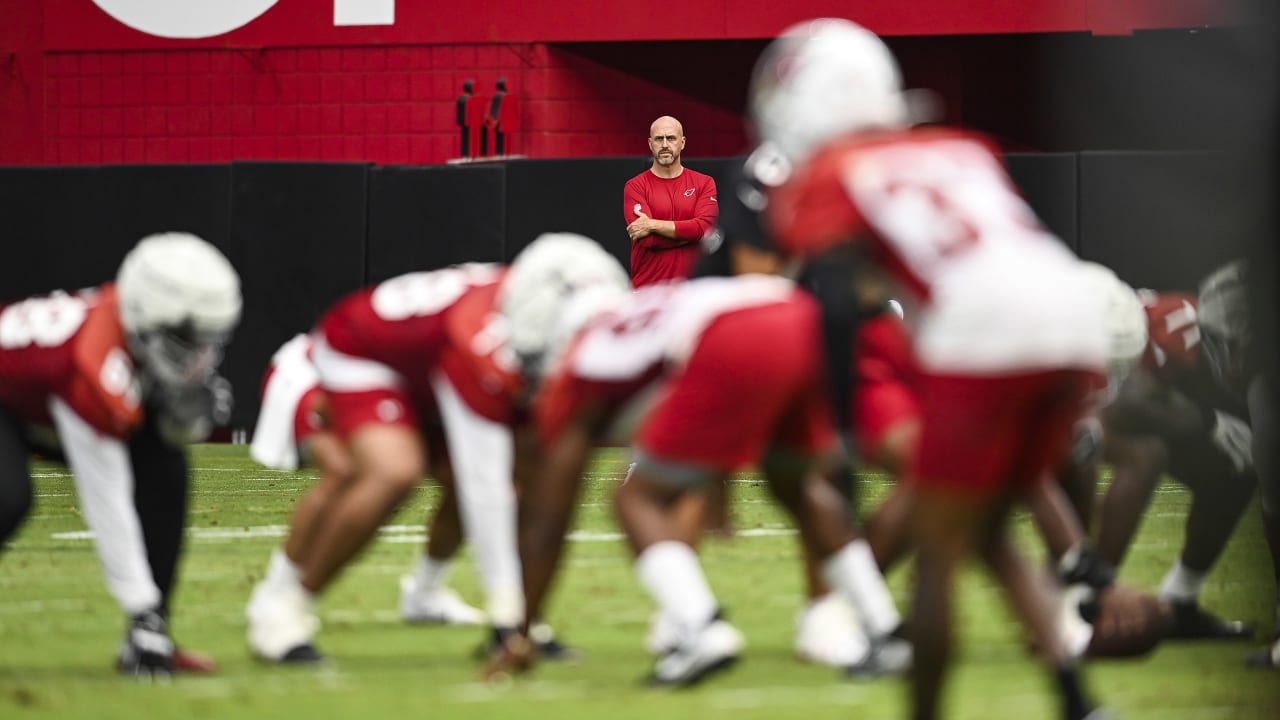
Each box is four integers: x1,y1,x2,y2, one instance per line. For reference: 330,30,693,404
0,153,1249,426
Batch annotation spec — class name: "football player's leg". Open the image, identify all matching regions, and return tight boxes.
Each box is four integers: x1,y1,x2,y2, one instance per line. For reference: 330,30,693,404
519,418,591,639
856,384,922,573
909,485,975,720
1057,417,1103,533
260,431,354,596
430,372,524,648
1096,434,1169,566
614,461,720,629
1160,435,1256,639
1005,371,1106,720
763,451,900,673
911,370,1103,720
246,430,352,658
402,470,484,627
128,412,188,612
0,405,34,545
129,413,217,673
302,421,425,593
614,462,742,685
978,517,1103,719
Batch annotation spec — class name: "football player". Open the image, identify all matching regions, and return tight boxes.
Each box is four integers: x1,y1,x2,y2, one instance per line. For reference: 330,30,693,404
760,19,1111,720
0,232,241,677
1090,281,1257,640
247,334,485,630
516,274,911,686
245,234,629,665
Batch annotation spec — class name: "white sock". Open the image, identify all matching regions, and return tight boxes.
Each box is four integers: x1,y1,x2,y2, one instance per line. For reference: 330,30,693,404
412,554,452,593
1159,561,1207,603
635,541,717,633
267,548,301,588
823,539,901,640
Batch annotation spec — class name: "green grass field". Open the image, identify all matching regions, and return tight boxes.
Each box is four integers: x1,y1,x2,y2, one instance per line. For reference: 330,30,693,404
1,445,1277,719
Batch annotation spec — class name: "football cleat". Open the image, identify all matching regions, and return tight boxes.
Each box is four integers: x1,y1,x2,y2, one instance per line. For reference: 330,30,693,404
795,594,871,667
842,635,912,679
529,621,581,662
1166,601,1254,641
647,616,744,688
246,583,323,664
399,576,486,626
480,626,535,680
645,612,680,656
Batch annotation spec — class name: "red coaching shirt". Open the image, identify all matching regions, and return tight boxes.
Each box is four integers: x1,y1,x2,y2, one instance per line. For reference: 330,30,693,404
623,168,719,288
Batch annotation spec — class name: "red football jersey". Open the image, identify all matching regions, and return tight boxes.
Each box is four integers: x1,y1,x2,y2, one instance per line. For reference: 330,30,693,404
534,275,799,443
317,264,505,401
768,127,1051,301
0,284,143,438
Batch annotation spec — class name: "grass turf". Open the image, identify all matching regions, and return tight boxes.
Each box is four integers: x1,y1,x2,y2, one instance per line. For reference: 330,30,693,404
1,444,1277,718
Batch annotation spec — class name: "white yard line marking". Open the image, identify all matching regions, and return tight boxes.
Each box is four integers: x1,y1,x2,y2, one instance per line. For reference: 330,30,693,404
50,525,798,543
0,598,90,614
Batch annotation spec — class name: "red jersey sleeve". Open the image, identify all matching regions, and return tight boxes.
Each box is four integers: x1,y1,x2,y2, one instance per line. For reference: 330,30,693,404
672,173,719,241
623,176,647,226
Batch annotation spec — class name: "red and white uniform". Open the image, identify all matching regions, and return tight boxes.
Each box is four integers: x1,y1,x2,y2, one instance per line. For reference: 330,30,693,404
537,275,838,474
249,334,324,471
309,264,527,626
851,312,919,462
0,285,162,614
771,129,1107,493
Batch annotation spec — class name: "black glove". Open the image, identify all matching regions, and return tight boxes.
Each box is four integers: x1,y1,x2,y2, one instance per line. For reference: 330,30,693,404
118,609,175,679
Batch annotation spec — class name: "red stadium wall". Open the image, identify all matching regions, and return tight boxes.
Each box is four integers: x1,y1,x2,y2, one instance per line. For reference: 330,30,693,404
0,0,1227,166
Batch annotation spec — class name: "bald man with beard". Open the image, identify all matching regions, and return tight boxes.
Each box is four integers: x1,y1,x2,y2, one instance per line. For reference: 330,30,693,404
623,116,719,287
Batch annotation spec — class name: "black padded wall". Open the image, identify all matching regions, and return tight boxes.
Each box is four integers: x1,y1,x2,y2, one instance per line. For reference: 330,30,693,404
225,162,370,426
366,164,506,284
504,157,650,270
1077,151,1252,291
1006,153,1078,252
0,165,230,303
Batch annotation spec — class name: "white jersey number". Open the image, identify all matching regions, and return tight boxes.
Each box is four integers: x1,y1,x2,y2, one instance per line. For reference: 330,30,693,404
0,292,89,350
370,264,500,322
845,140,1042,275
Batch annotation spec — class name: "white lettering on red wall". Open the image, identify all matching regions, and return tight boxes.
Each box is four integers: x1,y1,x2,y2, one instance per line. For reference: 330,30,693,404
91,0,395,40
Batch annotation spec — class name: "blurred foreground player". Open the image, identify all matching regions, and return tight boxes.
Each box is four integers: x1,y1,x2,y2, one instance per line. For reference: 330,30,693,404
519,275,910,686
248,334,485,629
0,232,241,677
246,234,629,665
761,19,1111,720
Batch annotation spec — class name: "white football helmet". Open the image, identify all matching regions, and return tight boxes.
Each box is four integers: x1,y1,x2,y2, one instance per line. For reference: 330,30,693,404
498,233,630,380
117,232,242,388
1077,262,1147,398
749,18,910,164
